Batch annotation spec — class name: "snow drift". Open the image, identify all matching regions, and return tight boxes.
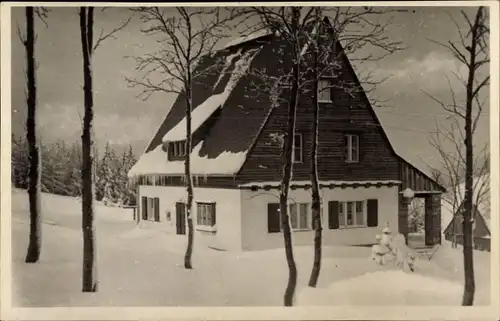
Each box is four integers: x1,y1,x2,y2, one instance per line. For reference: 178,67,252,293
297,270,463,306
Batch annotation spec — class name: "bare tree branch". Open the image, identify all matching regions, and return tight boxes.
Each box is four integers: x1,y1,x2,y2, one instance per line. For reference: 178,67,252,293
34,7,49,28
92,13,132,52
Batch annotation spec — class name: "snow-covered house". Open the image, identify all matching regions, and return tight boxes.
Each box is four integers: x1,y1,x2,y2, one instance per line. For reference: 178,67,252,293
441,174,491,252
128,22,446,251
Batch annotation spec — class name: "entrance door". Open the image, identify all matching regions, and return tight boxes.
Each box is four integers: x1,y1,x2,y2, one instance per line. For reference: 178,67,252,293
176,202,186,235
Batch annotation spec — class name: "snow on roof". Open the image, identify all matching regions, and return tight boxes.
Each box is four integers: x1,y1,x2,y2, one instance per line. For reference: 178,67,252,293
300,23,318,57
213,48,243,90
221,28,273,50
128,141,248,177
162,46,262,143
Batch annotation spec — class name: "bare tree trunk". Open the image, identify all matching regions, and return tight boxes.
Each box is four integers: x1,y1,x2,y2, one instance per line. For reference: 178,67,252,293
80,7,98,292
281,8,300,307
24,6,42,264
184,67,195,269
459,7,486,306
462,38,476,307
308,22,322,287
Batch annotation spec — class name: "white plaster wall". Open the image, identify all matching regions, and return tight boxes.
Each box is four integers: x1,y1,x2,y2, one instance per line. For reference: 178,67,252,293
138,185,242,251
240,185,399,251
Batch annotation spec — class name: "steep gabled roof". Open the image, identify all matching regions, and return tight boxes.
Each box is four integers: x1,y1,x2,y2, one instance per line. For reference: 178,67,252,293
129,21,446,189
129,34,277,177
441,174,490,233
442,202,491,238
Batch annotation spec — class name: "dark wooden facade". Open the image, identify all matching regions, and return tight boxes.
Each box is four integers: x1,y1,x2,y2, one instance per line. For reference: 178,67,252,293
398,160,445,193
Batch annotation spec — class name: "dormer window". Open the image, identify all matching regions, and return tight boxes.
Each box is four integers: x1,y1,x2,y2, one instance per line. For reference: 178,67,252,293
168,141,187,160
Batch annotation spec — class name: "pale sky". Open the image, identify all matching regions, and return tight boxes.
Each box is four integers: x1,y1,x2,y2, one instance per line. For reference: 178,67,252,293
10,6,490,173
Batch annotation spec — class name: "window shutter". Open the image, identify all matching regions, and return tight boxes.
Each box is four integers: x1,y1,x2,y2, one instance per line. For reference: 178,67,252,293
289,204,298,229
141,196,148,220
367,199,378,227
328,201,339,229
154,197,160,222
211,203,216,227
267,203,281,233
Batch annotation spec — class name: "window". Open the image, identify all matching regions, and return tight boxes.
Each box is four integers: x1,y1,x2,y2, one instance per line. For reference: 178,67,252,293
267,202,312,232
338,201,365,228
345,134,359,163
171,141,187,158
293,133,303,163
196,202,216,227
329,199,377,229
141,196,160,222
289,203,310,230
318,79,332,102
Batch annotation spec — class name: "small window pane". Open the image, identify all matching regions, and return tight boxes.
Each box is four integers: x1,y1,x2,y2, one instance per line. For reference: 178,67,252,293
294,134,301,148
352,136,359,161
346,202,354,226
339,202,346,227
299,203,309,229
206,205,212,225
318,80,331,101
355,201,364,226
293,134,302,162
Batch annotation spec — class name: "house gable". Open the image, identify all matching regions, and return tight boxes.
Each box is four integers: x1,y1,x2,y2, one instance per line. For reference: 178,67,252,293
130,21,445,193
235,24,401,183
443,202,491,238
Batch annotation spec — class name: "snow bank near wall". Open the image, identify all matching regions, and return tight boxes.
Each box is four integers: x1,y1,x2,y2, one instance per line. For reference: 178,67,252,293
128,142,247,177
297,270,463,306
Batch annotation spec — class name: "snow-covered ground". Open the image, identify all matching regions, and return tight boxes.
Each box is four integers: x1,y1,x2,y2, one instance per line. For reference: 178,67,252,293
10,189,491,307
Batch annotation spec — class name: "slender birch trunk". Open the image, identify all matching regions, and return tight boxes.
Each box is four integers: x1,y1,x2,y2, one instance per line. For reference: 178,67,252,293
184,64,195,269
308,20,322,287
281,8,300,307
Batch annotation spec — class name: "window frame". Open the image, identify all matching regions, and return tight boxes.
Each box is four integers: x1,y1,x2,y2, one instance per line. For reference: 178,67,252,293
196,202,217,233
345,133,360,163
293,132,304,164
288,203,311,231
170,140,187,159
144,197,160,222
338,200,366,228
318,79,332,103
